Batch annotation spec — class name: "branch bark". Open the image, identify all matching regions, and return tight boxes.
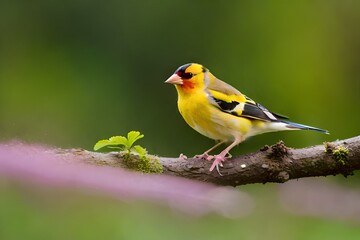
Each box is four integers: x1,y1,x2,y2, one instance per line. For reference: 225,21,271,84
59,136,360,186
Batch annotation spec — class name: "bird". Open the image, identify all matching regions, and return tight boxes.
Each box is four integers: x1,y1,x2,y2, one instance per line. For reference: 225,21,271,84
165,63,329,173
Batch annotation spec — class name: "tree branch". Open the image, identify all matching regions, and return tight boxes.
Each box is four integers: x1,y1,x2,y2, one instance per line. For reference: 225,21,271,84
60,136,360,186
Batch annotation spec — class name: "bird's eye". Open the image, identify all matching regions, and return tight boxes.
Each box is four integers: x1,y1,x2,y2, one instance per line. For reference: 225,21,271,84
181,72,193,80
175,69,194,80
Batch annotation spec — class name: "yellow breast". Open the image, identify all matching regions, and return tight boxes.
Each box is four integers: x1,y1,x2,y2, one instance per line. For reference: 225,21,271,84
176,86,252,142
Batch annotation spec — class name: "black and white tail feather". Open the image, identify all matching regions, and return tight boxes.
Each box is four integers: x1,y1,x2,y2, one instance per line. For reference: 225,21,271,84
208,88,329,135
281,121,329,134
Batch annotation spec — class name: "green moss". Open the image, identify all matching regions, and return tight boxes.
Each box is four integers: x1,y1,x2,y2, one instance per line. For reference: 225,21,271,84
324,142,349,166
323,142,329,153
324,143,353,177
122,153,163,174
332,146,349,166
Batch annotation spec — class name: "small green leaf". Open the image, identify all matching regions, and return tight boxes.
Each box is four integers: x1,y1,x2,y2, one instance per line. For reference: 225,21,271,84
127,131,144,148
132,145,147,157
106,146,123,150
109,136,128,147
94,136,128,151
94,131,146,153
94,140,111,151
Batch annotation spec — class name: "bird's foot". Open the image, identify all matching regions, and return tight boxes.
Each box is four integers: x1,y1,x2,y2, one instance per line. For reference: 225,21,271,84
179,153,188,160
194,153,214,161
209,155,227,176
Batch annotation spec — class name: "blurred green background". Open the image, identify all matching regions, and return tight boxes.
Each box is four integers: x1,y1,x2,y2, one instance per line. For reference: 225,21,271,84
1,0,360,239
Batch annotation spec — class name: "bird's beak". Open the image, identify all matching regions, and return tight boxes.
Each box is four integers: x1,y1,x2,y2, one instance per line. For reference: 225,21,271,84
164,74,183,85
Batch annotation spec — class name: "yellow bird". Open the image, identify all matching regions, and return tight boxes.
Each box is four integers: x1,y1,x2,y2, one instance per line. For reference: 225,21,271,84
165,63,328,173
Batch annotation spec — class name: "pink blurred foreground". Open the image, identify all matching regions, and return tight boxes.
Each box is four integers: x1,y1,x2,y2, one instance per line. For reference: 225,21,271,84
0,141,253,217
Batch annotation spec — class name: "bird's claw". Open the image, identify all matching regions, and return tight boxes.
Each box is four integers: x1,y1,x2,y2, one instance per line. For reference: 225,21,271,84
215,164,223,176
194,153,214,161
196,153,227,175
209,155,227,175
179,153,188,160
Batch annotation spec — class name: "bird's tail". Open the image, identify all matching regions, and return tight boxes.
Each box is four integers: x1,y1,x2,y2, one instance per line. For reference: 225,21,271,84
281,121,329,134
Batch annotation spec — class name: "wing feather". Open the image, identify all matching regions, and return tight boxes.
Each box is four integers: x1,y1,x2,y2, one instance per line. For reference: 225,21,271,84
207,77,242,96
206,78,284,122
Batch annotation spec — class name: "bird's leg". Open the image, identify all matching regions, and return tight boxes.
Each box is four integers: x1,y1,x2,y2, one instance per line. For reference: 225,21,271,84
209,138,243,173
194,141,225,160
